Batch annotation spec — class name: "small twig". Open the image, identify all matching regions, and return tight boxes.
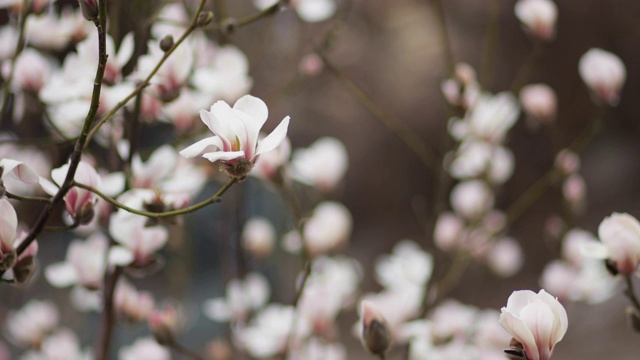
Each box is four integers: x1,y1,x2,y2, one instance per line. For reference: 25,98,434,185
429,0,455,75
0,0,31,121
5,192,51,203
84,0,209,149
481,0,500,87
44,221,80,232
171,341,206,360
73,178,236,218
510,41,544,94
95,266,123,360
625,276,640,311
318,53,435,169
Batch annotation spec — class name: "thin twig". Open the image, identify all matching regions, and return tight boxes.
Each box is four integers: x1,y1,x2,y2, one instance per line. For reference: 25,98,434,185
12,0,109,259
5,192,51,203
73,178,236,218
95,266,123,360
429,0,454,75
481,0,500,87
0,0,31,120
318,53,435,169
625,276,640,311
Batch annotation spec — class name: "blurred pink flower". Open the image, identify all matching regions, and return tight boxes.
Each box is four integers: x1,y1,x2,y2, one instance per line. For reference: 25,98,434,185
499,289,568,360
241,217,276,258
291,137,348,192
114,280,155,322
303,201,352,256
44,233,108,290
119,337,170,360
520,84,557,125
590,212,640,275
579,48,626,106
515,0,558,41
6,299,59,348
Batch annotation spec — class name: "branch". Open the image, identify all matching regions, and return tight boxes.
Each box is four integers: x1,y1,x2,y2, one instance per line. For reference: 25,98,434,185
5,191,51,203
73,178,236,218
12,0,109,259
95,266,123,360
84,0,209,149
318,53,435,169
0,0,31,120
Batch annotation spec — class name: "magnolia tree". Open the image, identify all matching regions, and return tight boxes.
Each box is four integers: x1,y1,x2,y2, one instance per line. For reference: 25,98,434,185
0,0,636,359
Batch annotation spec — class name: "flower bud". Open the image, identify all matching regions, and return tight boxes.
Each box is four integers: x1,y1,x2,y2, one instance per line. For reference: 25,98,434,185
76,201,95,225
159,35,174,52
0,251,16,272
554,149,580,176
220,18,238,35
520,84,557,125
360,301,392,357
12,255,36,284
206,339,232,360
196,11,214,27
514,0,558,41
148,306,178,345
220,158,253,181
579,48,626,106
78,0,99,22
562,174,587,215
241,217,276,258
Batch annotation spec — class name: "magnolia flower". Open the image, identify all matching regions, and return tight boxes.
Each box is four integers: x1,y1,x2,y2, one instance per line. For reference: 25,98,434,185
586,212,640,275
254,0,336,23
499,289,568,360
40,162,101,224
303,201,352,256
119,337,170,360
291,137,348,191
514,0,558,41
0,158,40,193
108,208,169,267
192,45,253,104
44,233,108,290
114,280,155,322
180,95,290,179
448,92,520,143
360,300,392,357
22,328,90,360
450,180,494,220
203,272,270,323
520,84,557,125
148,305,179,345
6,300,59,348
554,149,580,176
579,48,626,106
4,48,51,93
242,217,276,258
485,237,524,277
433,212,464,251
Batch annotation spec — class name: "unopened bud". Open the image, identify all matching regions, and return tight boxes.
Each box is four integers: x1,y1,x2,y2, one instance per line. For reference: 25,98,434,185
148,306,178,345
562,174,587,215
76,201,95,225
604,259,619,276
554,149,581,176
159,35,174,52
0,251,17,272
196,11,214,27
78,0,99,22
361,301,392,357
206,339,232,360
220,18,237,35
626,306,640,333
12,255,36,284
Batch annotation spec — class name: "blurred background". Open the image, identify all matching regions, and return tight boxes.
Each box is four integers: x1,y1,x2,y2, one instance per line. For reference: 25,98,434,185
2,0,640,358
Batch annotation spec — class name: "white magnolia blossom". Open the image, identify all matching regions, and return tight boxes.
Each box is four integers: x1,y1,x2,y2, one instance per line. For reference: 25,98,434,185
289,338,346,360
579,48,626,106
119,338,170,360
450,180,494,220
108,206,169,267
584,212,640,275
433,212,464,251
180,95,290,179
3,48,51,93
203,272,271,323
241,217,276,258
26,9,91,51
234,304,312,358
21,328,90,360
6,300,59,348
45,233,108,290
192,45,253,104
514,0,558,41
499,289,568,360
114,280,155,322
486,237,524,277
303,201,353,256
254,0,336,23
290,137,348,191
520,83,557,125
448,140,514,184
448,92,520,144
0,158,40,189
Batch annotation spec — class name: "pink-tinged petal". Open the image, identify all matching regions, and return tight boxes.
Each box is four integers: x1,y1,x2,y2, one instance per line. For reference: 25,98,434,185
521,301,557,360
0,159,39,184
202,151,245,163
179,136,222,158
108,246,134,266
75,162,101,188
44,262,78,288
0,198,17,251
538,290,568,345
51,164,69,186
499,310,539,360
116,32,135,67
39,177,59,196
255,116,290,156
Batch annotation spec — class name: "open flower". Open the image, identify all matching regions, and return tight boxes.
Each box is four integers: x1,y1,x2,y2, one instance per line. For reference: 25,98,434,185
180,95,290,179
499,289,568,360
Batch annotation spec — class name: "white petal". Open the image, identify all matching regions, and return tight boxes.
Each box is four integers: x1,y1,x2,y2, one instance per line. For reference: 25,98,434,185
179,136,222,158
296,0,336,22
256,116,290,156
108,246,134,266
203,298,232,322
100,172,125,197
44,262,78,288
202,151,245,163
581,241,610,259
117,32,135,67
0,159,39,184
39,176,59,196
0,198,17,249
